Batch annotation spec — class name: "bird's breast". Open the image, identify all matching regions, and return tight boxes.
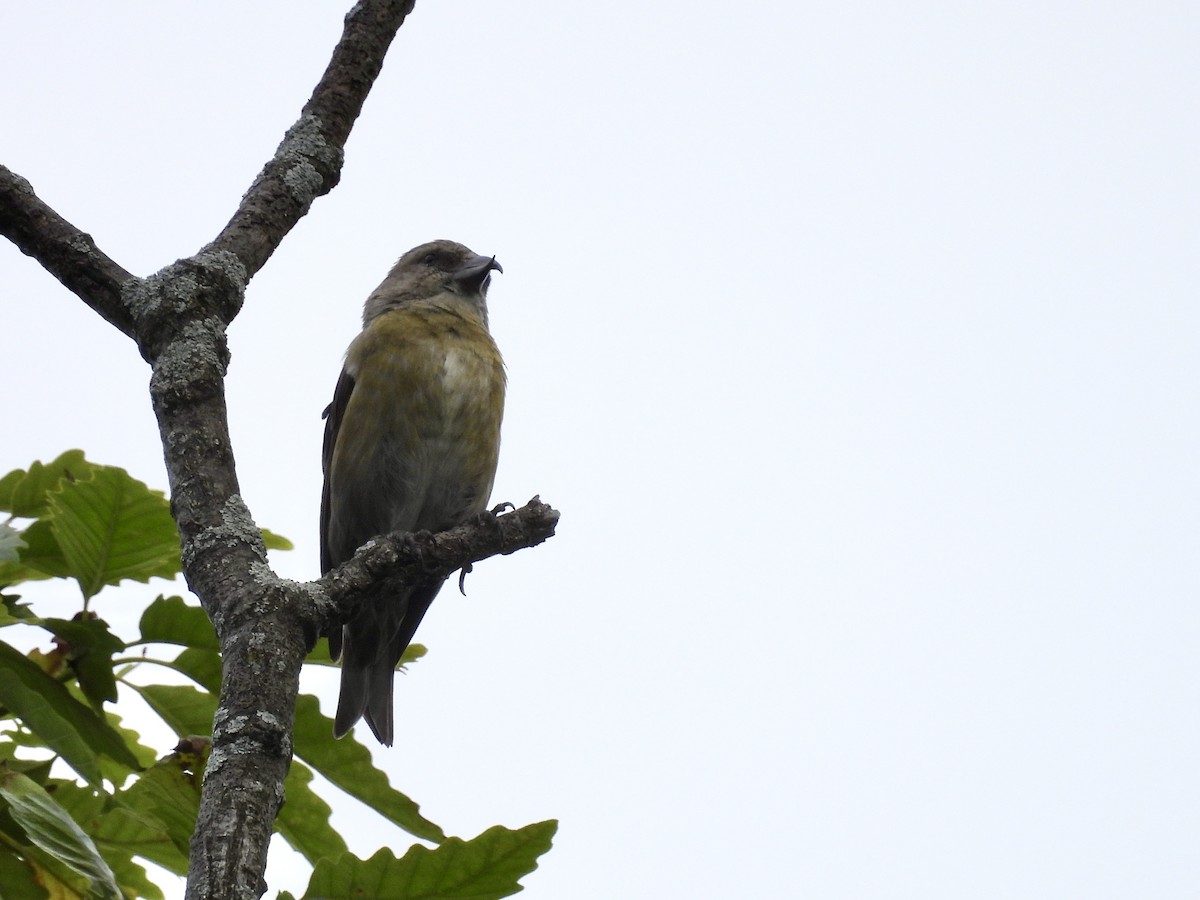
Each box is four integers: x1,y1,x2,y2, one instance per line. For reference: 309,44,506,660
337,304,505,532
438,345,493,412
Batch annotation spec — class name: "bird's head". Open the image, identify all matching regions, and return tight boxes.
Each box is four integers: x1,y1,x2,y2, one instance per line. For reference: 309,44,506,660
363,239,503,325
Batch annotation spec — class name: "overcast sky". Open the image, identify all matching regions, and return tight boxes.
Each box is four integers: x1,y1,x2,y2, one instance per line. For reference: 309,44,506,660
2,2,1198,898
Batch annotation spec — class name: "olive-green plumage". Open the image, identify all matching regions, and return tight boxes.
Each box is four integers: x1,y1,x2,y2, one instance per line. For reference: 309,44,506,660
321,240,505,745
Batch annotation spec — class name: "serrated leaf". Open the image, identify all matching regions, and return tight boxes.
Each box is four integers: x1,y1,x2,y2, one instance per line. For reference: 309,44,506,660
0,522,26,563
116,752,204,860
0,519,69,585
37,615,125,710
1,592,35,619
302,821,557,900
103,710,160,772
0,451,91,518
1,594,31,627
0,640,140,785
292,694,444,843
277,760,348,864
0,468,23,514
137,595,217,650
0,767,122,900
47,465,181,599
103,852,166,900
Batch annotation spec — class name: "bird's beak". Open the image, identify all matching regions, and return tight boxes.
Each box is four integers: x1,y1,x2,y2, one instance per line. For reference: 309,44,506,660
453,254,503,292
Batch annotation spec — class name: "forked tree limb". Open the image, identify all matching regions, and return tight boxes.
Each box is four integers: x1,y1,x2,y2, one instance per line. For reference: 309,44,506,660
0,3,558,899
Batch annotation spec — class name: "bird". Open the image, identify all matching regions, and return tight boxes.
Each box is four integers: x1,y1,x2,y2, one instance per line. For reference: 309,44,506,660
320,239,506,745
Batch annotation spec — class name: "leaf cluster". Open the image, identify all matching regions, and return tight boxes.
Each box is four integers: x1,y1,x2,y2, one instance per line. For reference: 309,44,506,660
0,452,555,899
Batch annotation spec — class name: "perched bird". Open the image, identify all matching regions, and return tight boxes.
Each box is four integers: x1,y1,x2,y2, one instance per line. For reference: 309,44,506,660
320,239,506,745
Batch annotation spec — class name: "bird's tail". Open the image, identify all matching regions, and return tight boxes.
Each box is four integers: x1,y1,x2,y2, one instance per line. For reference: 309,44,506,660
333,662,374,740
332,582,443,746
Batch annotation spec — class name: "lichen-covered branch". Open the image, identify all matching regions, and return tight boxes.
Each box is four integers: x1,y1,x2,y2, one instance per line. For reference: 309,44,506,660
0,164,137,339
316,498,561,629
204,0,418,281
0,2,558,899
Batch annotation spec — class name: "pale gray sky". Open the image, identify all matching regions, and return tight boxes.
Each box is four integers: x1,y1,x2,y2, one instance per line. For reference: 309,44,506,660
3,2,1198,897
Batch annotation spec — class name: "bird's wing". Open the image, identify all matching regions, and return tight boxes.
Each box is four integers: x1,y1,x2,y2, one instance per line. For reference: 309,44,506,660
320,366,356,660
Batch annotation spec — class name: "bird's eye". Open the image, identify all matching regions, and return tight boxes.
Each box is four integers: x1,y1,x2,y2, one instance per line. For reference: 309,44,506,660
420,252,438,266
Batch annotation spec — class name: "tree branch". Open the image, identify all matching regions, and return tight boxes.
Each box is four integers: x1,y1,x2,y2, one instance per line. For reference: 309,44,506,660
0,164,137,338
1,3,559,899
204,0,418,280
318,498,561,629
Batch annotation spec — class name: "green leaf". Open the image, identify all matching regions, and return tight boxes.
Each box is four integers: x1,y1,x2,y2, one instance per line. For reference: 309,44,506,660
399,643,426,668
292,694,444,843
0,640,140,785
115,750,205,863
0,748,55,786
137,595,217,650
0,450,90,519
41,780,105,824
277,760,348,864
0,608,124,712
302,821,558,900
130,684,217,738
37,615,125,710
102,852,166,900
49,780,176,894
89,800,189,876
0,767,123,900
2,843,87,897
0,519,69,585
0,593,36,625
170,647,222,692
0,846,49,899
304,635,337,666
103,710,160,772
47,465,181,599
0,770,92,896
0,522,26,563
262,528,294,551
